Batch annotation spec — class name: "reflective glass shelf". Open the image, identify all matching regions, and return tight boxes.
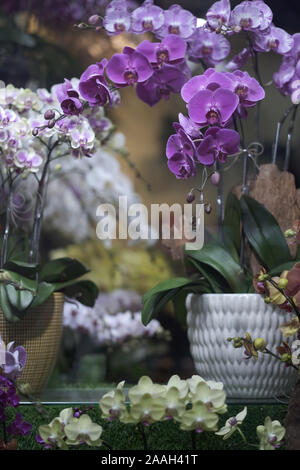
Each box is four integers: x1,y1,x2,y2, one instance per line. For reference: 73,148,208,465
19,388,289,406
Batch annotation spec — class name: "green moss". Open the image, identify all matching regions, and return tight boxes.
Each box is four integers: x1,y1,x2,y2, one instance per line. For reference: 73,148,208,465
4,404,288,451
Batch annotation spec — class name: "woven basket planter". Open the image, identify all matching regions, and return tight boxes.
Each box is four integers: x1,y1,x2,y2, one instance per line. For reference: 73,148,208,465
187,293,298,399
0,292,64,395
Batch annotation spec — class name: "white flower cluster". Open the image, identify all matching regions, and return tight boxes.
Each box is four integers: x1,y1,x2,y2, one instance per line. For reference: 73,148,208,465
63,289,165,346
0,82,143,244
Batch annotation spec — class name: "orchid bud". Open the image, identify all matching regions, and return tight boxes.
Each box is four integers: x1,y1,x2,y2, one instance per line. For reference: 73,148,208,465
284,229,296,238
258,273,269,282
264,297,271,304
254,338,266,352
32,127,39,136
54,164,62,172
281,353,291,362
44,109,55,120
76,23,88,29
88,15,100,25
211,172,220,185
205,203,212,214
186,192,195,203
47,120,55,129
278,278,288,289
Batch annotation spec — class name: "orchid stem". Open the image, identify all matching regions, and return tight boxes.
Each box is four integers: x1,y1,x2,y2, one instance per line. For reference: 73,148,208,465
283,105,298,171
0,173,13,268
215,161,224,243
138,423,148,450
272,104,295,165
29,141,58,263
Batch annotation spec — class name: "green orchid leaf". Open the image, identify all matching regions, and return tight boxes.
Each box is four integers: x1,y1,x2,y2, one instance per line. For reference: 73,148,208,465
6,284,34,311
4,260,39,279
187,258,228,293
142,279,210,325
39,258,90,283
0,285,20,322
240,195,291,270
56,280,98,307
186,243,248,293
142,289,177,326
223,193,241,261
30,282,56,308
142,277,192,303
268,262,299,277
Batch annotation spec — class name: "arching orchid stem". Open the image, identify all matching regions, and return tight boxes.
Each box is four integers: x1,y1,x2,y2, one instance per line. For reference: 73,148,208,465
263,347,298,371
272,104,295,165
267,277,300,321
215,160,224,242
0,172,13,268
29,140,59,263
137,423,148,450
102,440,113,451
283,105,298,171
119,150,151,192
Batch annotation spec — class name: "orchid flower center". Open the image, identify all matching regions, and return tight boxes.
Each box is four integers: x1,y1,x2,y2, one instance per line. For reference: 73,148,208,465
114,23,125,32
156,47,170,64
240,18,252,29
168,25,180,34
229,417,238,427
123,69,138,85
235,84,249,99
201,45,213,56
268,39,280,51
206,109,220,125
142,20,153,31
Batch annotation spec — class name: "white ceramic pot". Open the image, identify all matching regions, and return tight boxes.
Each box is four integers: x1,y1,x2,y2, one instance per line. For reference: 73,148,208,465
187,293,298,399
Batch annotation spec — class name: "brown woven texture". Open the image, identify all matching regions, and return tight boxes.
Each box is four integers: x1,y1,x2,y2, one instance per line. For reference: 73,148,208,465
0,293,64,395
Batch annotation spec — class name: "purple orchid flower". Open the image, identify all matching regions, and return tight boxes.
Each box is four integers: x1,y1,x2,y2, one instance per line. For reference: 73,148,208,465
188,27,231,66
206,0,231,31
56,79,83,115
226,47,251,72
36,434,54,449
167,152,196,179
287,33,300,61
156,4,196,39
181,69,233,103
6,412,32,436
136,35,186,66
3,342,27,381
196,127,240,165
273,57,298,96
254,25,294,55
103,6,131,35
187,87,239,126
106,46,153,87
230,1,265,33
228,70,265,107
0,376,19,408
131,1,164,33
251,1,273,31
136,64,187,106
178,113,202,139
166,127,195,159
79,59,111,106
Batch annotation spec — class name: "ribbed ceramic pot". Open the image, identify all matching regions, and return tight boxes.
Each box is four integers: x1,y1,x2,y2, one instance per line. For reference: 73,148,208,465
0,293,64,395
187,293,298,399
